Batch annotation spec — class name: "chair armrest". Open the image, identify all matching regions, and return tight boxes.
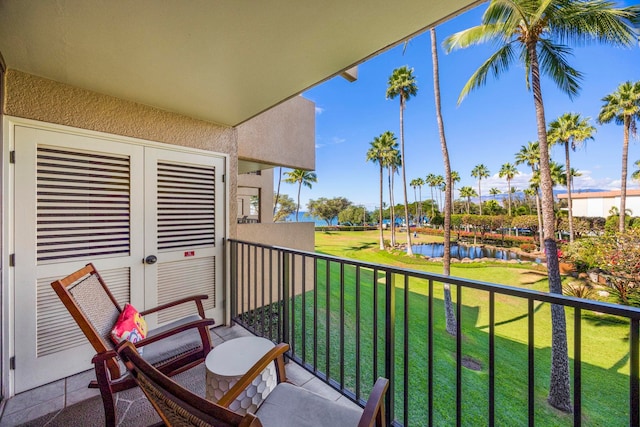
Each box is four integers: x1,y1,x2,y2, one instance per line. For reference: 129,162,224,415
358,377,389,427
134,318,215,347
140,294,209,317
217,342,290,408
92,348,118,365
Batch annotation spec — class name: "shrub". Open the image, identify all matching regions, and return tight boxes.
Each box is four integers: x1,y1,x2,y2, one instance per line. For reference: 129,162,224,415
520,243,536,253
563,281,597,300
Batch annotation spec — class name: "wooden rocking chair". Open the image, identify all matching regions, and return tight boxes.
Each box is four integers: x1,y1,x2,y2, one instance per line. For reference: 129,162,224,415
115,340,389,427
51,263,216,427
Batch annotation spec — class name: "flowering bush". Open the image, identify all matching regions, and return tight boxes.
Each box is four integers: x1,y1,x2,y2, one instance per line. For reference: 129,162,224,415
591,228,640,306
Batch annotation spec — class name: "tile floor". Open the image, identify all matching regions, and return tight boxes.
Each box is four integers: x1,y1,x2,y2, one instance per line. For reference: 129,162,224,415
0,325,359,426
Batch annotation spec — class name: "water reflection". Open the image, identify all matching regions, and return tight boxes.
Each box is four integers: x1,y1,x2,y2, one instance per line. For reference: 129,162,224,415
411,243,532,261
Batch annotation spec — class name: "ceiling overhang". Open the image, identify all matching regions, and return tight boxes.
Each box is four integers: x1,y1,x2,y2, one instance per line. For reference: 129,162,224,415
0,0,481,127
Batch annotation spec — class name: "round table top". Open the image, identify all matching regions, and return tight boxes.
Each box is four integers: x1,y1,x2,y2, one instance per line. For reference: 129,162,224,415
205,336,275,377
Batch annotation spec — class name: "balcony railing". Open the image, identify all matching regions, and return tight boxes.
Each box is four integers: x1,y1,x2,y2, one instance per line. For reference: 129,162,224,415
228,239,640,426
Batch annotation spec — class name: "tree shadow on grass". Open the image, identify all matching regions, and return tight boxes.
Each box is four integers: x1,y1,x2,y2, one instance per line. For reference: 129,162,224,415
349,242,377,250
477,301,545,330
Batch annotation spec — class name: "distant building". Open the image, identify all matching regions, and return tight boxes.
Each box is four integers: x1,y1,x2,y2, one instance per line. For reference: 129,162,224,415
558,189,640,217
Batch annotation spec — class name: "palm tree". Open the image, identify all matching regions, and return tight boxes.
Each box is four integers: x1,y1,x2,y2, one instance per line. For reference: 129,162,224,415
445,2,638,409
388,147,402,247
489,187,501,198
523,187,537,213
387,66,418,256
410,178,420,221
633,160,640,183
425,173,437,219
451,171,461,200
499,163,519,216
569,168,582,191
471,164,490,215
433,175,445,211
598,81,640,232
515,142,544,248
273,167,284,216
548,113,596,242
431,27,456,335
284,169,317,222
367,132,396,250
415,177,425,224
459,186,477,215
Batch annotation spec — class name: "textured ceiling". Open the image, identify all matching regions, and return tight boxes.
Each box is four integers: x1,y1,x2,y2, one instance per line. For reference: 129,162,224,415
0,0,481,127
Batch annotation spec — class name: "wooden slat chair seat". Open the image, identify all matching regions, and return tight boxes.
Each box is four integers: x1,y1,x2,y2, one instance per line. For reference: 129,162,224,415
115,340,389,427
51,263,215,427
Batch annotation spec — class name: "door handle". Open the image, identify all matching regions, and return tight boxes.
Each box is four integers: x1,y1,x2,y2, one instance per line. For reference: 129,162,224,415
144,255,158,265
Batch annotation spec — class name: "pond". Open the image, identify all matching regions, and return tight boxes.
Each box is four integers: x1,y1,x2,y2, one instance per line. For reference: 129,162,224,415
411,243,539,262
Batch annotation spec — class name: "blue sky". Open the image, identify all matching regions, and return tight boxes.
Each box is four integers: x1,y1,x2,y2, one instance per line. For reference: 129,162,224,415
282,2,640,211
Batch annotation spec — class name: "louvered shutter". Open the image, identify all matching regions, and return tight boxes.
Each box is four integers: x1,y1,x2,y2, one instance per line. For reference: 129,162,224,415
36,146,130,263
155,160,217,323
157,161,215,251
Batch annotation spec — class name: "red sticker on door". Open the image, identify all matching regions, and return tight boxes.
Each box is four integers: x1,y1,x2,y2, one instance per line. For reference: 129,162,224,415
184,251,195,257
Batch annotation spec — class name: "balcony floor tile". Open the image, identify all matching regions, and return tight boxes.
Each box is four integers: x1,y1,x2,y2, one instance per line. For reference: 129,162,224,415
1,325,353,427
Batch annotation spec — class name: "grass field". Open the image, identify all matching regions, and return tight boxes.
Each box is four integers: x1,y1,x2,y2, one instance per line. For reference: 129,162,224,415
283,230,633,426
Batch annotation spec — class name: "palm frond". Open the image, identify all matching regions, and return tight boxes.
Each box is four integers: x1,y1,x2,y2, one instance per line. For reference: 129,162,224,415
458,42,517,104
482,0,524,34
531,0,555,28
537,39,583,98
443,24,506,52
550,1,639,46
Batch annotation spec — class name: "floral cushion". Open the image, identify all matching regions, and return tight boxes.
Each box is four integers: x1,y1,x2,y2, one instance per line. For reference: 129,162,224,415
111,304,148,347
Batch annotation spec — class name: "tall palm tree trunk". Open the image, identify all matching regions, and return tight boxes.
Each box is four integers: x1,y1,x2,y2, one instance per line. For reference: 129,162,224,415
535,190,544,249
295,182,302,222
273,167,283,216
430,186,435,219
507,179,512,216
418,187,423,225
378,164,385,250
620,117,630,232
564,143,574,242
432,28,456,334
399,100,414,256
529,44,571,413
478,181,483,215
389,172,396,247
413,187,418,221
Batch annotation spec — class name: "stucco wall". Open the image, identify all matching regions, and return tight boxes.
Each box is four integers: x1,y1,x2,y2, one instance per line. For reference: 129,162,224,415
235,222,315,305
237,96,315,171
236,222,314,252
3,70,239,237
237,169,274,223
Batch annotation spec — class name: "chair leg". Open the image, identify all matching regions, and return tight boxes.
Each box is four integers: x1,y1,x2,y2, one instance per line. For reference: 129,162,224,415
94,360,117,427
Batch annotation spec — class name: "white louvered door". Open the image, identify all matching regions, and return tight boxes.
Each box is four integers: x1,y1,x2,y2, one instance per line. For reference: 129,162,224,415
142,148,223,328
12,125,224,393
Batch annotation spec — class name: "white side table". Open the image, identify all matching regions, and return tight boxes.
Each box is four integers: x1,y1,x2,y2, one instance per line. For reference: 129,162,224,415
205,336,278,415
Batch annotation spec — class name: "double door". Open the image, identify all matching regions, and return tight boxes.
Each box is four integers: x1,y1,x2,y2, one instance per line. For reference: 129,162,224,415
12,125,225,393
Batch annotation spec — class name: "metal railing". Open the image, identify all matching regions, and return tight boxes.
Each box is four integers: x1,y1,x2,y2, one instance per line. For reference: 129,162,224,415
228,239,640,426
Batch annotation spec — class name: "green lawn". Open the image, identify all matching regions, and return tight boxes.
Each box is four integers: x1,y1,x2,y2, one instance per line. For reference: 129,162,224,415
283,231,633,426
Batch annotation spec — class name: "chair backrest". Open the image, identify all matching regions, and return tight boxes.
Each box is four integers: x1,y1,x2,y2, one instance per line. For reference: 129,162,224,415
51,263,123,378
117,341,262,427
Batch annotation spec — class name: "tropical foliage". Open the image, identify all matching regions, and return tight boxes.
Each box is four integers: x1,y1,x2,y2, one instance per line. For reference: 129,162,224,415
307,197,351,226
598,81,640,232
444,0,638,411
284,169,317,222
387,66,418,255
548,112,596,242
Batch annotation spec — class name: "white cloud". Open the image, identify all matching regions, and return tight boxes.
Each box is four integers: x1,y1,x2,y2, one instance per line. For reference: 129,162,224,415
315,106,325,115
316,136,347,149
